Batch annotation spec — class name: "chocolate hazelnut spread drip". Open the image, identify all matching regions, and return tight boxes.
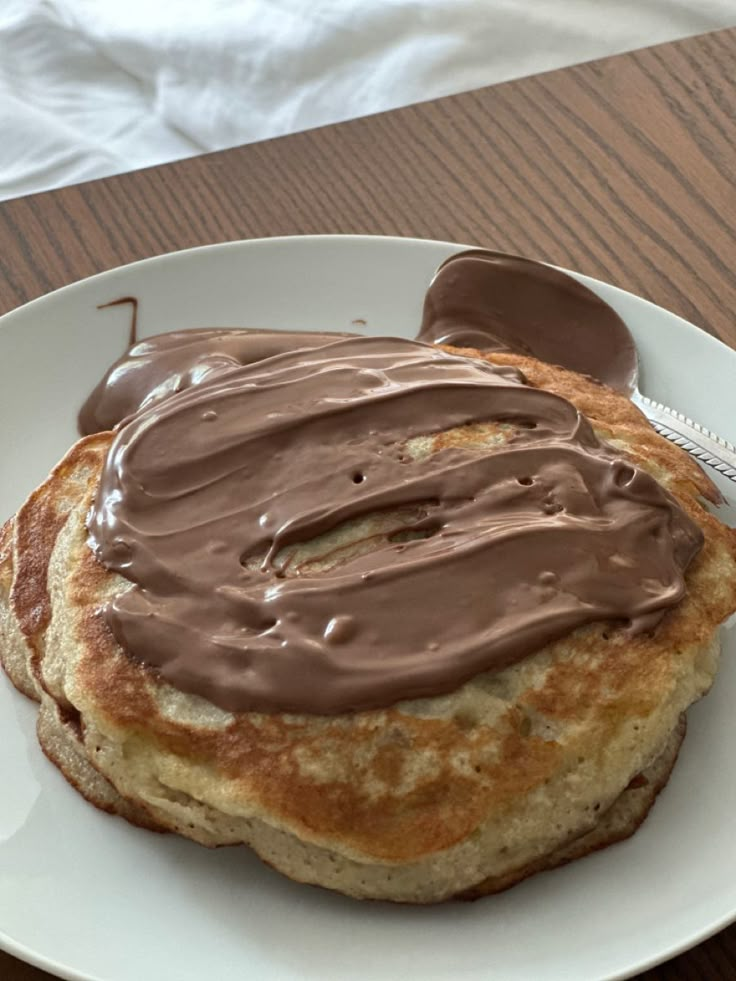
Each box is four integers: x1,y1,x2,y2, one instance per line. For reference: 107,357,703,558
417,250,638,393
88,335,702,715
79,250,638,438
78,328,351,435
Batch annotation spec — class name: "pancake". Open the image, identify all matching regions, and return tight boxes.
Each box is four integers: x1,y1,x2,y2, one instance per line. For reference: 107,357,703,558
2,347,735,903
460,712,686,898
36,693,165,832
0,517,36,699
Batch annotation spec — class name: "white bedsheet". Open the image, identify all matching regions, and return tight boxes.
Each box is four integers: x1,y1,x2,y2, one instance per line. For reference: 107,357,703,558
0,0,734,202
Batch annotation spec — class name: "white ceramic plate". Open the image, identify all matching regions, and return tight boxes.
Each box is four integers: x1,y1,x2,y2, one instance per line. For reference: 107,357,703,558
1,235,735,981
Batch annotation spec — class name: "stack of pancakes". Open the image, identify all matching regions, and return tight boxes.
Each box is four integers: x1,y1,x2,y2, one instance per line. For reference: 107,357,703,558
2,346,735,904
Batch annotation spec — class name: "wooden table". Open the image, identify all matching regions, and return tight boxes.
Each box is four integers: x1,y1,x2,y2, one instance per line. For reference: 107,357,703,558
0,25,734,981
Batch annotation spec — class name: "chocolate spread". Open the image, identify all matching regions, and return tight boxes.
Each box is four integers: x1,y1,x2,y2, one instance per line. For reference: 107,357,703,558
87,334,702,715
78,328,350,435
418,250,638,393
79,251,638,437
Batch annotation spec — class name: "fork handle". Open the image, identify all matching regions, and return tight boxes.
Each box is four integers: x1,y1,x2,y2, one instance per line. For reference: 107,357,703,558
632,391,736,483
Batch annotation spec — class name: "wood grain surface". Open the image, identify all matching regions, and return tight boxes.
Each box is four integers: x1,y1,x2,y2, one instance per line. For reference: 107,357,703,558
1,25,735,981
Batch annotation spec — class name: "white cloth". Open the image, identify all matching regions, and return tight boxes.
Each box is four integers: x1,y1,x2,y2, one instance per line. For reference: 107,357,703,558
0,0,734,201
